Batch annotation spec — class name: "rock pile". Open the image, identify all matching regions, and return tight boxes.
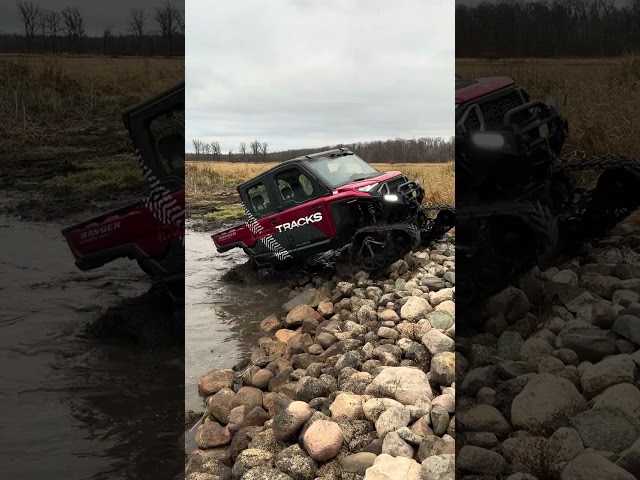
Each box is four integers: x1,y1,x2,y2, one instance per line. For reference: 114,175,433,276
186,234,456,480
456,222,640,479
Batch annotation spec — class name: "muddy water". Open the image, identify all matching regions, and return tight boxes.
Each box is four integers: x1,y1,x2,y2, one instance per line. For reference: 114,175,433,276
185,228,291,413
0,217,183,480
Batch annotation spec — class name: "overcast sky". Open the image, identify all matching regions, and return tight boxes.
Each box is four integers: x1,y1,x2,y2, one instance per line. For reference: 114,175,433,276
185,0,454,154
0,0,184,36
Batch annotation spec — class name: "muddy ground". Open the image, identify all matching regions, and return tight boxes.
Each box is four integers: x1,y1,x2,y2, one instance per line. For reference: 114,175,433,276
0,126,147,223
186,193,245,233
0,129,183,478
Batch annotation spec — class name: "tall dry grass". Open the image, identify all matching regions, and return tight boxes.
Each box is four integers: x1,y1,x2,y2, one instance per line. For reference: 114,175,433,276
0,55,184,133
187,161,455,206
456,57,640,158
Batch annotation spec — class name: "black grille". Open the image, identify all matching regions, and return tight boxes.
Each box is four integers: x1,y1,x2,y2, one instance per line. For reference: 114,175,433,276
481,91,523,127
463,90,524,131
383,175,408,193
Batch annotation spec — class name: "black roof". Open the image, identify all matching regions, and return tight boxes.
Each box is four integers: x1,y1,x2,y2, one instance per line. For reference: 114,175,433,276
236,147,354,189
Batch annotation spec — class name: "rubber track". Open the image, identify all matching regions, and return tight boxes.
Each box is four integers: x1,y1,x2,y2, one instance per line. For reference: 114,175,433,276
350,203,455,270
457,154,640,309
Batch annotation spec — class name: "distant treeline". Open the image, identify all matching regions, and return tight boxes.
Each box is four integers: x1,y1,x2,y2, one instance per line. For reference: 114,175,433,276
187,137,454,164
4,1,184,56
457,0,640,57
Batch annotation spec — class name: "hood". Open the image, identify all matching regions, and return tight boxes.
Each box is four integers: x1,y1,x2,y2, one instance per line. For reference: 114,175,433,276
455,76,515,105
333,171,403,193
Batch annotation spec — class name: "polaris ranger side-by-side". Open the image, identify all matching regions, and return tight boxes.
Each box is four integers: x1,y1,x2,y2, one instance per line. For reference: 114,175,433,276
211,149,455,270
61,82,185,304
454,73,640,307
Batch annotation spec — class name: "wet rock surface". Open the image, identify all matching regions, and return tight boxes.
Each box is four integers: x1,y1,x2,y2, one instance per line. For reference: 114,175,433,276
456,222,640,479
187,234,456,479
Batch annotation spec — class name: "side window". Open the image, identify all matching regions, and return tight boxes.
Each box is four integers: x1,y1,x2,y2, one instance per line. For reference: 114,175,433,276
247,183,273,216
277,179,294,201
275,168,315,203
299,174,313,196
148,106,185,176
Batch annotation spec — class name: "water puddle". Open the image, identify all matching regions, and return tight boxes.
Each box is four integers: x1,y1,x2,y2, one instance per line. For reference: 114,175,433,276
0,217,182,479
185,228,291,412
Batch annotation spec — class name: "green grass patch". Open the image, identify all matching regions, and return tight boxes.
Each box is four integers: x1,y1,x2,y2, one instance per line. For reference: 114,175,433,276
41,161,142,194
201,203,245,222
189,198,222,209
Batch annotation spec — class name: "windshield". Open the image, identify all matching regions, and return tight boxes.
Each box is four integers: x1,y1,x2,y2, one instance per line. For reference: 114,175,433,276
148,105,185,176
304,152,380,187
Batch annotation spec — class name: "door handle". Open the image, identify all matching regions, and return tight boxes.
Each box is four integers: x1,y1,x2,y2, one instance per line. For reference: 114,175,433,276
312,205,322,212
270,219,279,225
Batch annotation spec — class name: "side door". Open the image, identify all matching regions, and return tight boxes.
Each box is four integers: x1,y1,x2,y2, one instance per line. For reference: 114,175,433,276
121,82,185,233
268,165,335,253
239,179,291,261
122,81,185,191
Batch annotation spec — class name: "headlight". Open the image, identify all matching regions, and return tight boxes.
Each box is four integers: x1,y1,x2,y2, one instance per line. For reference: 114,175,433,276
470,132,505,149
357,183,379,192
383,194,399,202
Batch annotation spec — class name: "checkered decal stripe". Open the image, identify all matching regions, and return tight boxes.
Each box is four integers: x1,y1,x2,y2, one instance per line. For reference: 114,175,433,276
243,205,291,260
135,148,185,246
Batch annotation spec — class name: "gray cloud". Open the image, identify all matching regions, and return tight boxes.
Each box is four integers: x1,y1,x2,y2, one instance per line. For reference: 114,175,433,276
186,0,454,153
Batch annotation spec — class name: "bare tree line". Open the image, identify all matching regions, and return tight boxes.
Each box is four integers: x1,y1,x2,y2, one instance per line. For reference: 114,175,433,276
191,139,269,161
457,0,640,57
11,0,184,56
188,137,454,164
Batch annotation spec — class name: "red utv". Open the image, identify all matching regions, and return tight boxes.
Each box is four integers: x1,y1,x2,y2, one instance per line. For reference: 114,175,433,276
61,82,185,303
454,73,639,307
212,148,454,270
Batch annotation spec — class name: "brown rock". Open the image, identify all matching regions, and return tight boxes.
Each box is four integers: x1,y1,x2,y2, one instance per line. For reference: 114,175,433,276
206,388,236,424
286,304,316,327
328,393,364,420
195,421,232,449
234,386,263,409
268,367,294,392
259,338,290,358
417,434,455,462
287,333,314,354
318,300,335,317
273,400,313,441
260,315,281,335
302,419,344,462
198,369,235,397
410,417,433,437
275,329,299,344
251,369,275,390
244,406,270,427
340,452,377,474
379,309,401,323
227,405,246,434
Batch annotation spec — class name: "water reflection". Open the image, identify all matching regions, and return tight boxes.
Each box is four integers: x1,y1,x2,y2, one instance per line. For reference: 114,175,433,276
0,217,183,480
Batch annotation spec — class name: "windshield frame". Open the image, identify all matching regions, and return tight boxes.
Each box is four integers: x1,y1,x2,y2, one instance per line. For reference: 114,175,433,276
302,152,381,188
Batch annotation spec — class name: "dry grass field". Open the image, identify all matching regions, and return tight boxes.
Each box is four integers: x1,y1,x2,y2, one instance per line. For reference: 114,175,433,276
186,160,454,231
457,57,640,158
0,54,184,220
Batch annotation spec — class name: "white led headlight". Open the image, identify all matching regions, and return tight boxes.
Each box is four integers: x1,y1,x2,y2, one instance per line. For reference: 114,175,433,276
383,194,399,202
470,132,505,149
357,182,379,192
